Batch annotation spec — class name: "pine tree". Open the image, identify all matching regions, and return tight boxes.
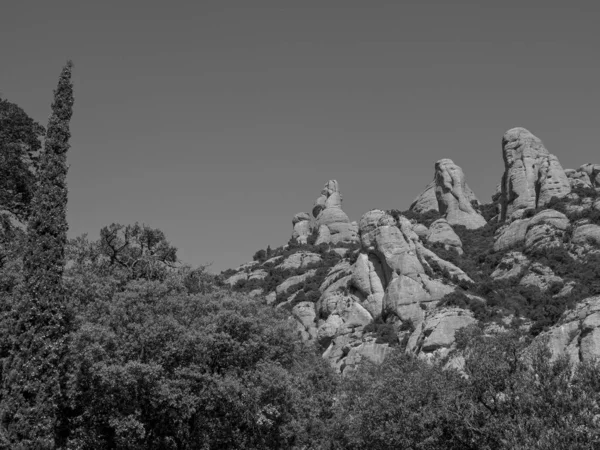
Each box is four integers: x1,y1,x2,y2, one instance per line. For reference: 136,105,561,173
0,61,74,449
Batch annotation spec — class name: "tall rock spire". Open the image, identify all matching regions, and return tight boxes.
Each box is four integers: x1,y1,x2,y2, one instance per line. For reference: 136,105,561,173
500,127,570,221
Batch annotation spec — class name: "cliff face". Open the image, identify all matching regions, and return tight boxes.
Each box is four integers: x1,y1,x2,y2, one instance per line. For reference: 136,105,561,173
223,127,600,372
499,127,571,221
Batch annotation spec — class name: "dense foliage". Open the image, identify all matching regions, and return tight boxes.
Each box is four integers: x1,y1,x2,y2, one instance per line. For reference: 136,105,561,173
0,97,44,221
329,327,600,450
0,62,74,448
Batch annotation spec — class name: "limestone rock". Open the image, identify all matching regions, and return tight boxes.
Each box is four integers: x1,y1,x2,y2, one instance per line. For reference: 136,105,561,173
357,210,469,339
277,252,321,270
499,128,570,221
292,301,316,329
535,296,600,363
263,255,283,265
494,219,530,252
319,260,353,293
519,263,562,291
427,219,463,254
317,315,345,347
292,302,318,340
275,270,316,296
571,223,600,251
434,159,486,229
566,168,592,189
415,307,477,355
410,179,479,214
312,180,358,245
342,342,393,374
248,269,268,281
412,223,429,238
416,246,473,284
409,181,439,214
351,253,386,318
292,212,312,244
491,252,530,280
493,209,568,253
523,209,569,253
265,291,277,305
224,271,248,287
578,163,600,188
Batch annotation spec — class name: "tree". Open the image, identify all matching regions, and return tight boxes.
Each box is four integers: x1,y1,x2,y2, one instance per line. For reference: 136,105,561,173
0,97,44,221
98,223,178,281
0,61,74,448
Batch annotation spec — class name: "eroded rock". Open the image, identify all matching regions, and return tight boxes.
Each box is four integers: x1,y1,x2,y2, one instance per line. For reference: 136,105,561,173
434,159,487,229
427,219,463,254
499,128,570,221
312,180,359,245
536,296,600,363
292,212,312,244
277,251,321,270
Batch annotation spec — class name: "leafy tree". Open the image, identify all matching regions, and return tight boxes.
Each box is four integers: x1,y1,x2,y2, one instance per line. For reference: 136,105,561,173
0,97,44,221
98,223,178,281
0,62,74,448
63,287,337,449
329,351,469,450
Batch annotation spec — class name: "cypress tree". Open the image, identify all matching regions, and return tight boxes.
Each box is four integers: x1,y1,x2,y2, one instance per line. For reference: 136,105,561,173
0,61,74,448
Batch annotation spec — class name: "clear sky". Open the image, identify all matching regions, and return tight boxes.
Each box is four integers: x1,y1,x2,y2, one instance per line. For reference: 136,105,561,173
1,1,599,272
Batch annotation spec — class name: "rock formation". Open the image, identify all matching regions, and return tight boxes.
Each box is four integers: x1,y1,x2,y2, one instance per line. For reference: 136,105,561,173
493,208,569,252
410,172,479,215
409,181,439,214
536,296,600,364
426,219,463,254
291,212,312,244
312,180,358,245
491,252,563,292
499,127,571,221
277,251,321,270
434,159,487,229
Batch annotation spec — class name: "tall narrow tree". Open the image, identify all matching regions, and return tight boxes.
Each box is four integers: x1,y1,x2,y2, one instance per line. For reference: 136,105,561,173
0,61,74,449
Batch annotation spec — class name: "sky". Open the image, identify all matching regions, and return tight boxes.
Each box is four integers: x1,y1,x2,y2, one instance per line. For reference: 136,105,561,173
1,0,599,272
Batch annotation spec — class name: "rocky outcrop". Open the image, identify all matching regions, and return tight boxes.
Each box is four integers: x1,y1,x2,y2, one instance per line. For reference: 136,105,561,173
571,223,600,255
312,209,475,372
410,181,440,214
566,168,592,189
355,210,470,346
519,264,562,291
275,270,316,298
224,271,248,287
434,159,487,229
291,302,317,341
499,128,570,221
523,209,570,252
292,212,312,244
491,252,530,280
426,219,463,254
410,179,479,215
576,163,600,188
491,252,563,291
536,296,600,363
412,308,477,357
493,209,569,252
277,251,321,270
312,180,359,245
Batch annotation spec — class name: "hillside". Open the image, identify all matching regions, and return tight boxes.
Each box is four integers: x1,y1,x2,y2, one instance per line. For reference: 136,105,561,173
223,126,600,374
1,80,600,448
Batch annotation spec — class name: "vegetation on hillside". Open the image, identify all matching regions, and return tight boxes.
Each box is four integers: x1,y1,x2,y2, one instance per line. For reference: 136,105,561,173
0,67,598,448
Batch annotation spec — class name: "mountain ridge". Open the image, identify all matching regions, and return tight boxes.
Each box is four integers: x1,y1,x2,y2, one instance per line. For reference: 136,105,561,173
223,126,600,373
